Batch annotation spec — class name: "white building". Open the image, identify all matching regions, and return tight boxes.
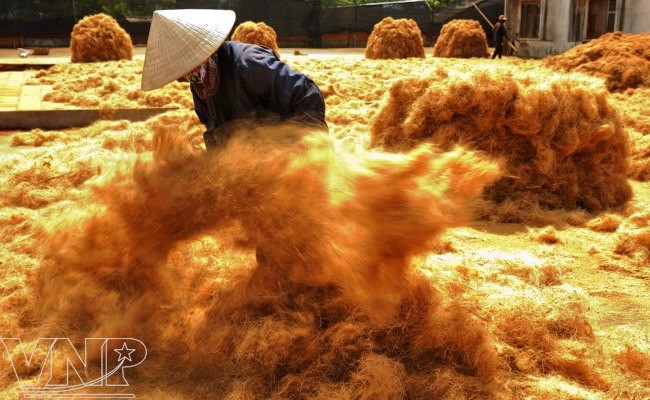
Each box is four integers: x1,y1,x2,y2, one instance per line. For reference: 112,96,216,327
504,0,650,58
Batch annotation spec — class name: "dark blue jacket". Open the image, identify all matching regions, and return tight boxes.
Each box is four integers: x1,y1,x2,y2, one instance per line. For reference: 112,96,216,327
493,21,508,43
192,41,327,145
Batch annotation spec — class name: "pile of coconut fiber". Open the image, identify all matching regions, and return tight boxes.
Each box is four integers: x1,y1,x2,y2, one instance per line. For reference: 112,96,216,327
29,123,501,399
544,32,650,92
433,19,490,58
365,17,425,60
371,66,631,211
70,13,133,62
231,21,280,56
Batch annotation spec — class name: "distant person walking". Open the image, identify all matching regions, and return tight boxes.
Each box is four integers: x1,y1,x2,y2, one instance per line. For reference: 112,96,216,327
492,15,508,59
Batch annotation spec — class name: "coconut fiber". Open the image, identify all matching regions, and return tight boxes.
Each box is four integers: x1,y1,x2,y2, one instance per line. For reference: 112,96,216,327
5,54,650,397
28,122,501,398
371,66,631,211
544,32,650,92
231,21,280,56
70,13,133,63
365,17,425,60
433,19,490,58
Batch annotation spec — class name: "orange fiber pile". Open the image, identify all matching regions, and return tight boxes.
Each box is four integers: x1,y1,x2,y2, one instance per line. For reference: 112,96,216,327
29,123,501,398
231,21,280,56
433,19,490,58
70,13,133,63
544,32,650,92
371,67,631,211
365,17,425,60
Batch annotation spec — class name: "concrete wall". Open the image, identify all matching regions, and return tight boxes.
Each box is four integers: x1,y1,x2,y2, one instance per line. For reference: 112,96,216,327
623,0,650,33
516,39,577,58
505,0,580,58
506,0,647,58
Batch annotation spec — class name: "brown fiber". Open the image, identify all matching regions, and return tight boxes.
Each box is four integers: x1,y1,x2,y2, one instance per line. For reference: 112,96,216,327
614,346,650,381
371,67,631,211
433,19,490,58
6,51,649,400
544,32,650,92
70,13,133,63
29,123,499,398
231,21,280,56
365,17,425,60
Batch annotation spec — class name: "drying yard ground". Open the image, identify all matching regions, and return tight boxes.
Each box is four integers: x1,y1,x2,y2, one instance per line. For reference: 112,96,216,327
0,47,648,399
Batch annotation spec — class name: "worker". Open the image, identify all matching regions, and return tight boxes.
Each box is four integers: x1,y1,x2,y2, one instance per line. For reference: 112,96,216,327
141,9,327,149
492,15,508,59
141,9,327,270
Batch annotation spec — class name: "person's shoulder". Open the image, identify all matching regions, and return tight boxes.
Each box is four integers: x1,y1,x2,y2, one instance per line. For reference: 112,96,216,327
227,41,280,70
226,41,276,58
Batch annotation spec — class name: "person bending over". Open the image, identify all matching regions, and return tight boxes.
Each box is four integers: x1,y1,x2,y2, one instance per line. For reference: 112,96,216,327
141,9,327,149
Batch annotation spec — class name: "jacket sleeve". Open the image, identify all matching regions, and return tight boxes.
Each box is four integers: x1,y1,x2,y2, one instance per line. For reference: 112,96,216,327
191,86,228,149
239,46,327,129
191,86,210,126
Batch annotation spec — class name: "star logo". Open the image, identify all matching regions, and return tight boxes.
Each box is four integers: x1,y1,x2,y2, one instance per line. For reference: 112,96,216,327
114,343,136,363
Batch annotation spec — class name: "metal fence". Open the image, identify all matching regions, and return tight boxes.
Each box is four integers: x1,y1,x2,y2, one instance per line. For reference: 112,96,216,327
0,0,503,48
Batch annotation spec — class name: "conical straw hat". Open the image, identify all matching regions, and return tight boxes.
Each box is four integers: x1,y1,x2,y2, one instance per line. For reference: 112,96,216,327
141,9,236,91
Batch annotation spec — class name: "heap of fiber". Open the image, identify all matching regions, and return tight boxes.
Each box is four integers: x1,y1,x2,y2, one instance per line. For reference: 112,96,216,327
231,21,280,56
365,17,425,60
70,13,133,62
433,19,490,58
371,67,631,210
544,32,650,92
